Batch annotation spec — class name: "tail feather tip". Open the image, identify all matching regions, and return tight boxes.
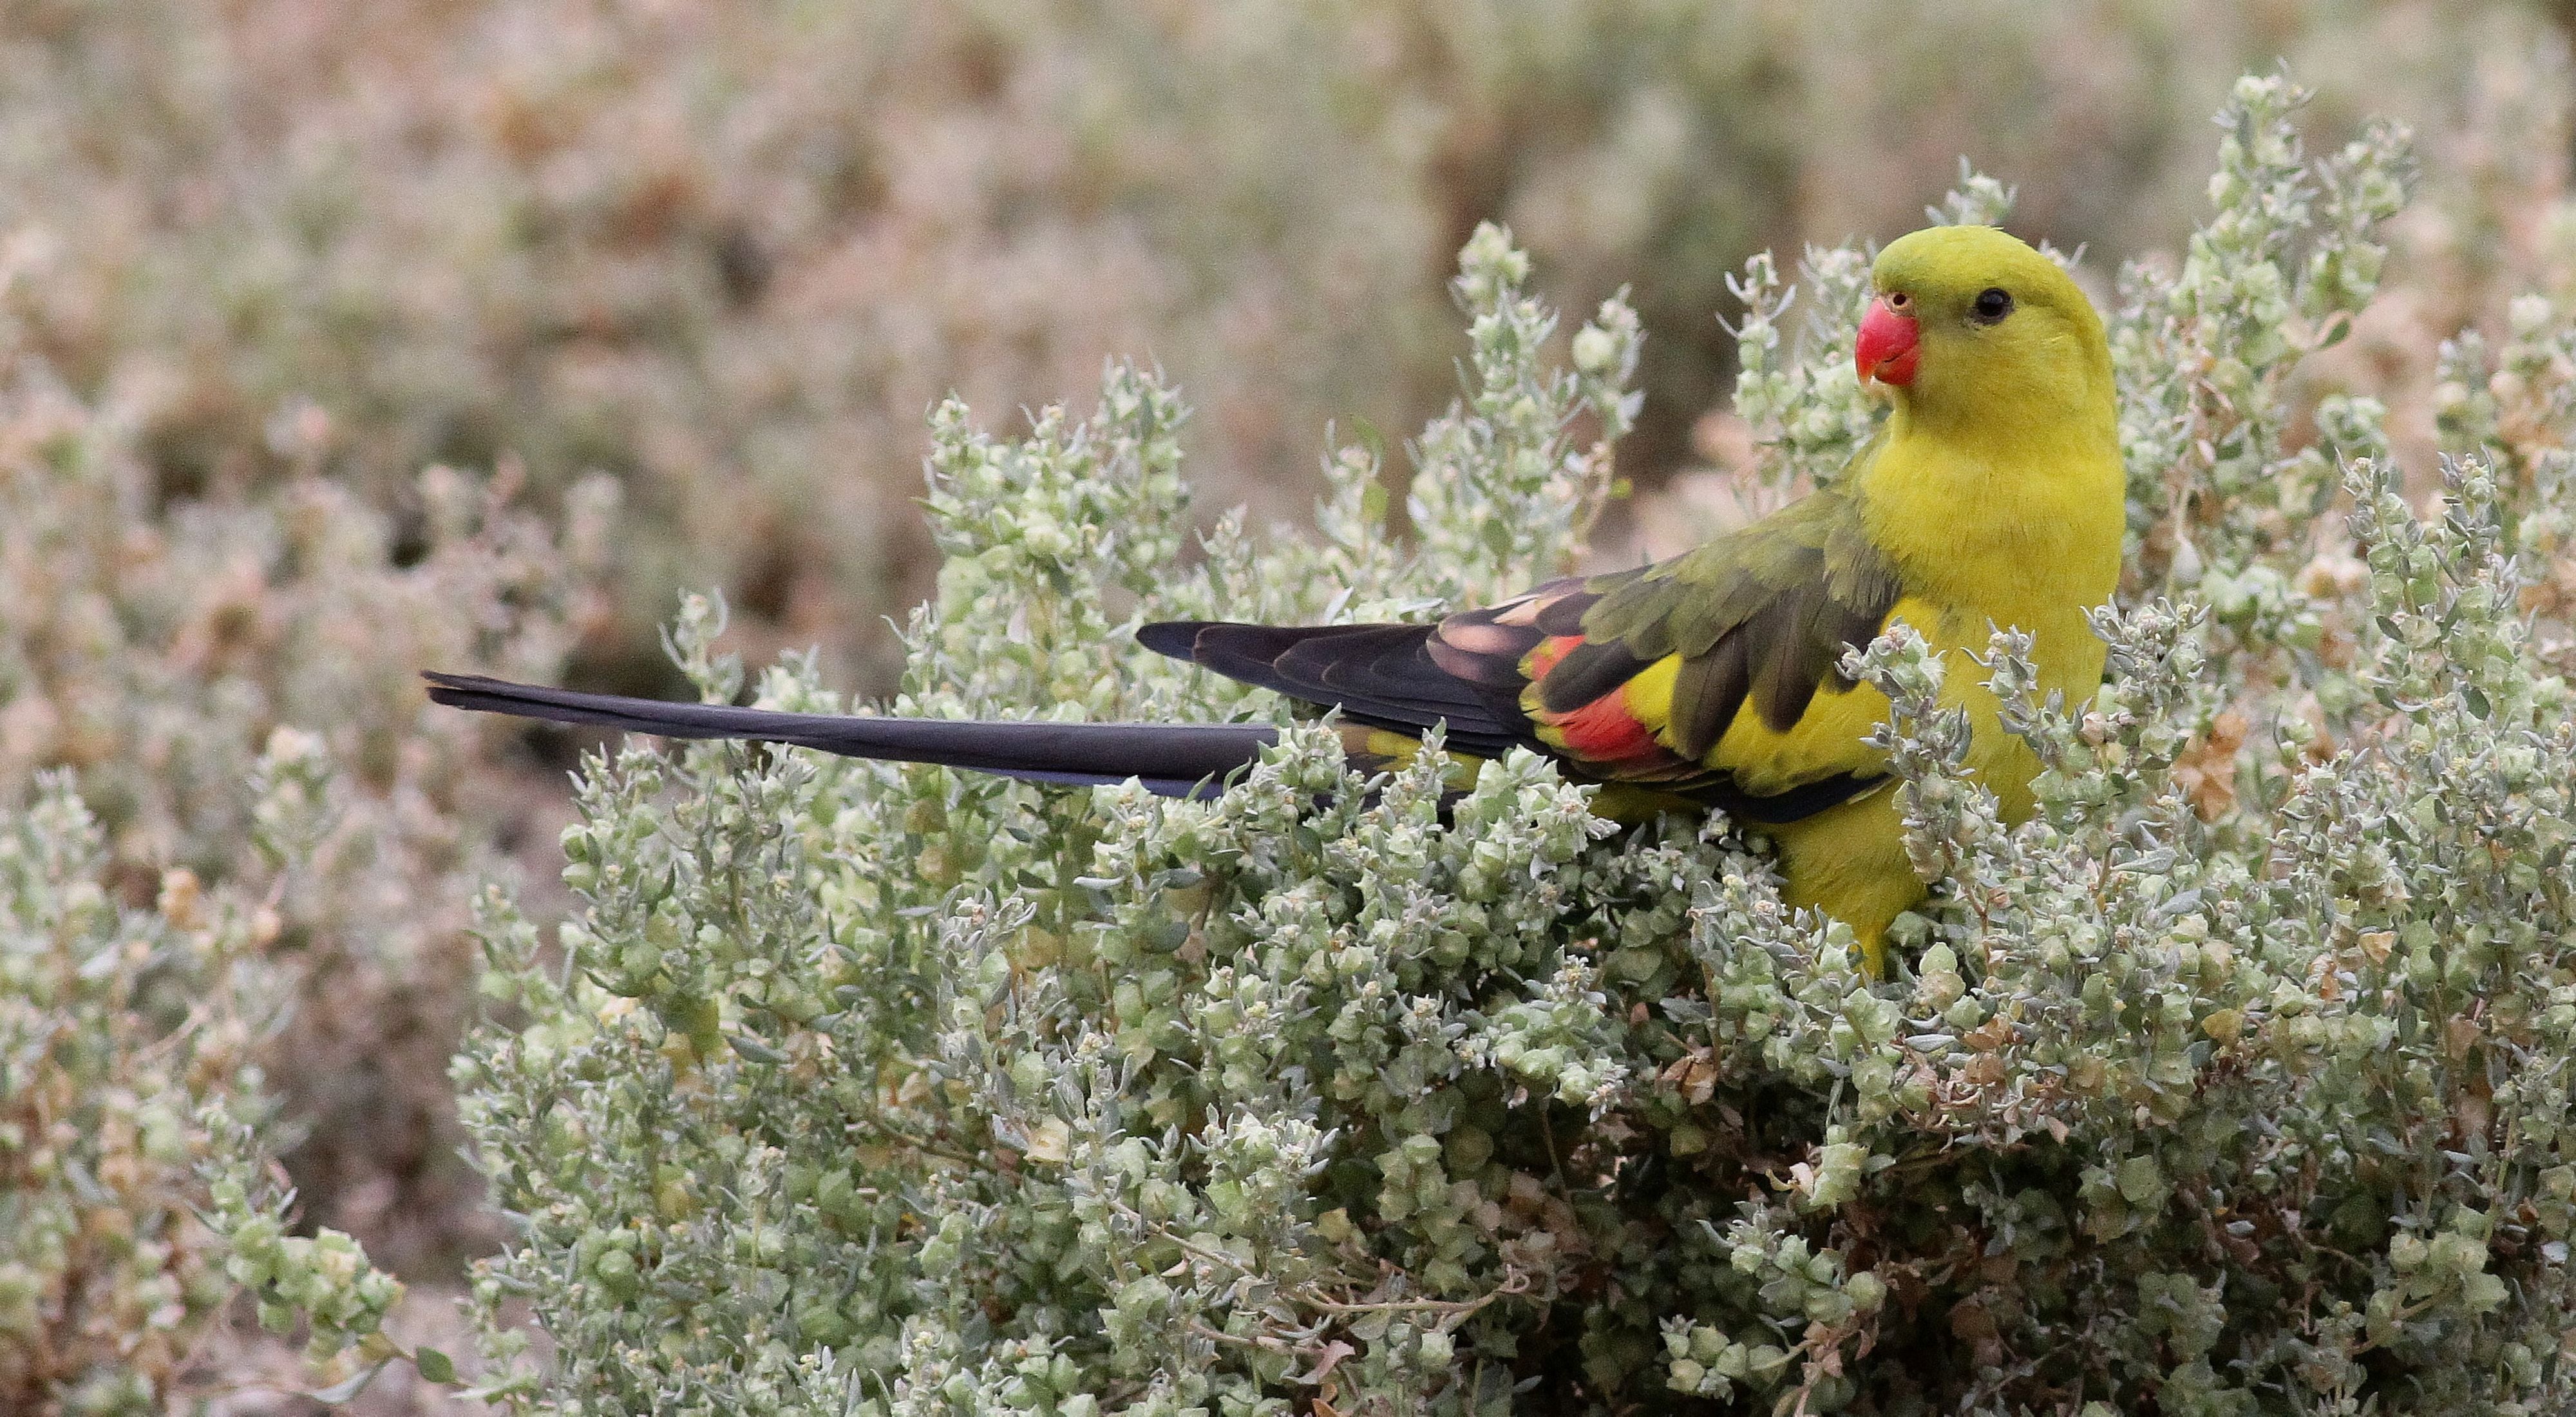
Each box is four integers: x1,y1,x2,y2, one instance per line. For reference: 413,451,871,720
1135,621,1209,660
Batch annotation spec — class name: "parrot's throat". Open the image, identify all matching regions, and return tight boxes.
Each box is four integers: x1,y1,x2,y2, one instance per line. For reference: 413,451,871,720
1856,410,2125,614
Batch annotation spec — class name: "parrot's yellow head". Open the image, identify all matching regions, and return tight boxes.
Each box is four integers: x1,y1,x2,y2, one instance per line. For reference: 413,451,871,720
1858,225,2113,446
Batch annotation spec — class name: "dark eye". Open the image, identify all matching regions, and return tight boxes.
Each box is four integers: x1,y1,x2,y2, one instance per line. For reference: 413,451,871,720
1971,287,2014,323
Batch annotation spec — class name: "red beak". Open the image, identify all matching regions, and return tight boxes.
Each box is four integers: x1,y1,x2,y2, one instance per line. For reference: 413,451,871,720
1855,297,1919,386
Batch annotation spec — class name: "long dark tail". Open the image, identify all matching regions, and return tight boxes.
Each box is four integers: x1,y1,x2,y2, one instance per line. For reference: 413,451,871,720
422,672,1278,797
430,617,1504,797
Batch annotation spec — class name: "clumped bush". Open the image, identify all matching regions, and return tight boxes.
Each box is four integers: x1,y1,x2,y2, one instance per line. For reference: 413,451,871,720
0,779,266,1412
0,312,612,1275
0,240,601,1408
412,77,2576,1414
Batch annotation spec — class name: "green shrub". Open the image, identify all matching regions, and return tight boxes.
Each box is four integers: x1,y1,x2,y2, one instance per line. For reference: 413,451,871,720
0,321,611,1276
0,738,451,1411
401,77,2576,1414
0,254,600,1407
0,779,261,1411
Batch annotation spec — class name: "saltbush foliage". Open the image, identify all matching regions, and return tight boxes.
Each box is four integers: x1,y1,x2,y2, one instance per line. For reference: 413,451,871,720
0,779,260,1411
0,345,613,1273
406,77,2576,1414
0,252,601,1406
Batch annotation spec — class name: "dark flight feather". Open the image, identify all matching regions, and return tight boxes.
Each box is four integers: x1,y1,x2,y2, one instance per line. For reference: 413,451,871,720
1667,631,1750,761
1144,622,1526,755
1533,639,1654,715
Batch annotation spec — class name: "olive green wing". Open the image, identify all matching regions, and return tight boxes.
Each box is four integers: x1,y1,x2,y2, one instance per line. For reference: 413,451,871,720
1425,484,1906,818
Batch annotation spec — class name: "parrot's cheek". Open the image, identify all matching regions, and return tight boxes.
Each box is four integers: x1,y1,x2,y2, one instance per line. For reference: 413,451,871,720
1857,299,1920,386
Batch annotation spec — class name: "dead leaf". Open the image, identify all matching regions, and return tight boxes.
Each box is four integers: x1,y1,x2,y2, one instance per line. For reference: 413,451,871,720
1298,1342,1356,1390
1023,1117,1070,1164
2172,708,2251,822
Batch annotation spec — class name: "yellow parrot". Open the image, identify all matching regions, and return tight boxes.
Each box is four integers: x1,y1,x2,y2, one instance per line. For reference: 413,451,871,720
429,225,2124,973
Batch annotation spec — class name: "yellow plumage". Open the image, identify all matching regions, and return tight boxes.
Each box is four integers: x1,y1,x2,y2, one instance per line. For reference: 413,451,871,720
1525,226,2125,970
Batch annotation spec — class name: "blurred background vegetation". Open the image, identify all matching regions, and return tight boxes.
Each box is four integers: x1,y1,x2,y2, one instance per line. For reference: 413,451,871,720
12,0,2570,692
3,0,2575,1409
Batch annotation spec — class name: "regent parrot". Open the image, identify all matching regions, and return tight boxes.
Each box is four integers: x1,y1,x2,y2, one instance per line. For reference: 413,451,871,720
428,225,2123,973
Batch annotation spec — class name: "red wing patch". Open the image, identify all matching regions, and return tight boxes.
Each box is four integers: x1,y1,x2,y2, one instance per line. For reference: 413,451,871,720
1547,685,1661,765
1423,578,1710,782
1522,634,1582,682
1522,633,1693,773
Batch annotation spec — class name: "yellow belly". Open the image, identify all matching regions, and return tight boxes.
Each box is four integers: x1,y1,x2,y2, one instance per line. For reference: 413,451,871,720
1766,788,1918,965
1755,593,2104,971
